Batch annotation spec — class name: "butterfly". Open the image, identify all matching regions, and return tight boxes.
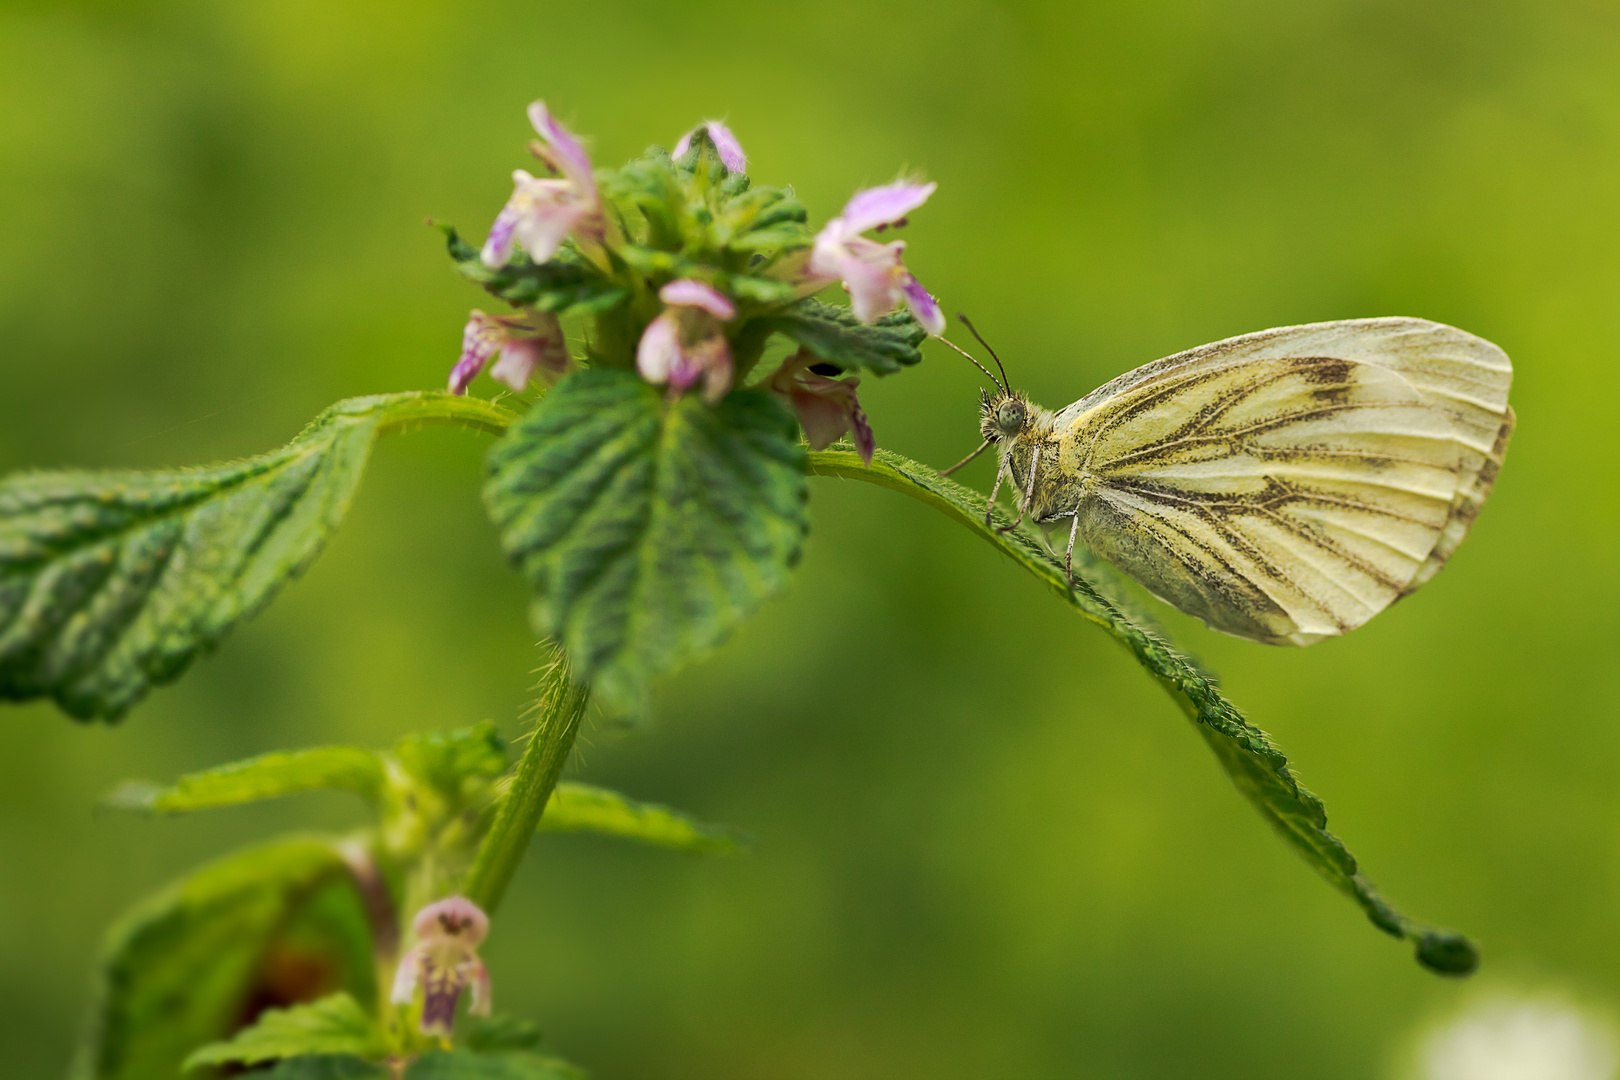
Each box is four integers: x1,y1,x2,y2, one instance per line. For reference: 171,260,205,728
945,317,1514,645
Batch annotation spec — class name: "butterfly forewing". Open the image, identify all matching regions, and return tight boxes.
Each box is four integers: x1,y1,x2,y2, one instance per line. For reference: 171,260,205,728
1054,318,1513,644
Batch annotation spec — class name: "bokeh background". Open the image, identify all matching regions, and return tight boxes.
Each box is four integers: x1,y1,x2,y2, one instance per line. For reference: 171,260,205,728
2,0,1618,1076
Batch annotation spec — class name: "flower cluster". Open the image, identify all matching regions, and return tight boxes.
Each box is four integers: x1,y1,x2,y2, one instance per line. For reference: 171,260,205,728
445,103,945,464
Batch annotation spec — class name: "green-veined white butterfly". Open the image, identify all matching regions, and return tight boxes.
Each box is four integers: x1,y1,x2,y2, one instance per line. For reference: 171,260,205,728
949,317,1514,644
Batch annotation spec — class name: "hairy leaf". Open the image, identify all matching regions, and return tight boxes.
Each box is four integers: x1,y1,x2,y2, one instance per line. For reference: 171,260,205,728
542,782,746,853
0,392,513,721
71,836,375,1080
760,299,927,375
183,993,385,1071
443,227,626,314
486,369,808,715
103,747,386,814
806,446,1479,976
406,1050,588,1080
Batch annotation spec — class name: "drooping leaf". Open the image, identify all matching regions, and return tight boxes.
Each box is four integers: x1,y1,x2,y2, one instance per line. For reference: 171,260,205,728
406,1050,588,1080
183,993,386,1071
103,747,386,814
0,391,513,722
71,836,377,1080
541,782,746,854
760,299,927,375
443,226,627,314
805,445,1479,976
486,369,808,715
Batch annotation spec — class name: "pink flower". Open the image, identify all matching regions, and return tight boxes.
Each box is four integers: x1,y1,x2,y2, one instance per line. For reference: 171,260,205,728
390,897,492,1036
673,121,747,173
481,102,602,268
636,279,737,403
807,182,944,337
770,349,876,464
448,310,570,394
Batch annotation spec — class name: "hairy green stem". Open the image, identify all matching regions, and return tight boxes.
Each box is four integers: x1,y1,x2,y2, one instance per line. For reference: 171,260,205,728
462,644,590,914
373,389,520,437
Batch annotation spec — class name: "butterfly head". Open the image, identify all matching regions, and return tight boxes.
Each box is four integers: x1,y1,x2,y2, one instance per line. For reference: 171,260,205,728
980,388,1032,443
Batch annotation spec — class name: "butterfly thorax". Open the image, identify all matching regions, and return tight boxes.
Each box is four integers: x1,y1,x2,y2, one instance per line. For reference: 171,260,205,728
980,389,1088,521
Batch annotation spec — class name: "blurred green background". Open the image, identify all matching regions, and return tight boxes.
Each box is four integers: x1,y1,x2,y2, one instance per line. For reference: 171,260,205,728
2,0,1617,1076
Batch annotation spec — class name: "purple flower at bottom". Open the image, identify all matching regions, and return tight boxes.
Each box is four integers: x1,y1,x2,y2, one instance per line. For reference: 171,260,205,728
637,279,737,403
770,349,876,464
449,310,571,395
807,181,945,337
673,120,747,173
391,897,492,1037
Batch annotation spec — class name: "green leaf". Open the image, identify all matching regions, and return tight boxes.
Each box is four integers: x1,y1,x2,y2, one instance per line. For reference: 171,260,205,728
485,369,808,715
759,298,927,375
805,446,1479,977
71,836,377,1080
392,720,510,806
443,226,627,314
406,1050,588,1080
103,746,386,814
458,1014,543,1053
183,993,386,1071
0,391,514,721
260,1057,390,1080
541,782,746,853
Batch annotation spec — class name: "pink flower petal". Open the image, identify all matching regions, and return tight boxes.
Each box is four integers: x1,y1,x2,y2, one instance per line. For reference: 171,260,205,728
660,278,736,320
674,122,747,173
901,275,946,337
413,896,489,943
481,205,520,268
839,251,902,324
840,181,936,235
704,122,747,172
448,314,497,394
636,312,682,384
526,101,595,194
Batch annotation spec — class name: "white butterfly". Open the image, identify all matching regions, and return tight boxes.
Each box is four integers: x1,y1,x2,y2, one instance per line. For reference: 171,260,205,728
954,318,1514,644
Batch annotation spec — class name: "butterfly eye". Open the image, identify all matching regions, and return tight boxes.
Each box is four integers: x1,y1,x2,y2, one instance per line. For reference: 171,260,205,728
995,400,1025,435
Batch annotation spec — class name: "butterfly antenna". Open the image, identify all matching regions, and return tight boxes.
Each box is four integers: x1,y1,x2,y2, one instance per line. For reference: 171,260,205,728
938,336,1004,393
957,314,1010,393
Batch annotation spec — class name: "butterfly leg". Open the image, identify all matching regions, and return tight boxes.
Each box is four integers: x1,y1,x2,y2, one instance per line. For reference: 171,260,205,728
1064,512,1080,581
985,457,1009,528
998,444,1041,533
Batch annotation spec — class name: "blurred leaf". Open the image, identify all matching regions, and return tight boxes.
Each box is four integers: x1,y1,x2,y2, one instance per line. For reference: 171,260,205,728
485,369,807,715
541,781,746,853
458,1014,542,1053
260,1057,390,1080
183,993,385,1071
0,391,513,722
393,721,510,806
443,226,627,314
103,747,386,814
71,836,375,1080
806,446,1479,976
406,1050,588,1080
760,299,927,375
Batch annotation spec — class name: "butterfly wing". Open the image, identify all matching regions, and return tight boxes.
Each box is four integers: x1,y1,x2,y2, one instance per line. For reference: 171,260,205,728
1057,318,1513,644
